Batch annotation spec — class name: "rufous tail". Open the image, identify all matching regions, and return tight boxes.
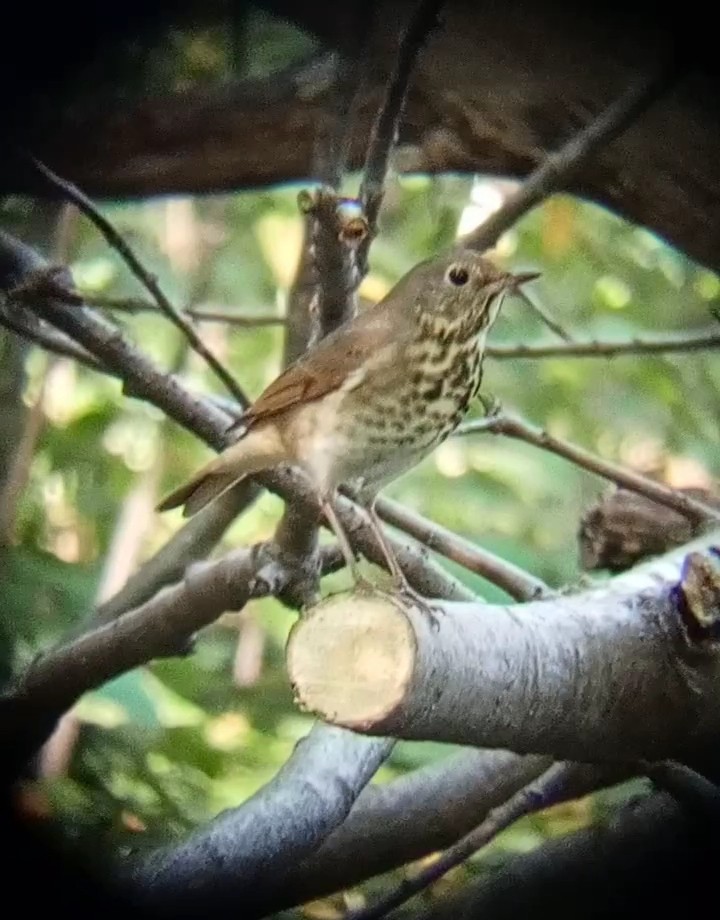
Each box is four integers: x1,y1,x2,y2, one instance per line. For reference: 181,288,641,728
157,425,284,518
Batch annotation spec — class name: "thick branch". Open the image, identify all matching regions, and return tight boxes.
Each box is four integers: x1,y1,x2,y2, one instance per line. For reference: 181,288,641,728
288,534,720,761
1,542,283,753
253,749,552,914
7,4,718,271
135,724,392,917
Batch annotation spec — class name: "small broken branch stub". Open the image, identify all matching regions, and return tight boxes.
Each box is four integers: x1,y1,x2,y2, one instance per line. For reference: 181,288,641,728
676,549,720,642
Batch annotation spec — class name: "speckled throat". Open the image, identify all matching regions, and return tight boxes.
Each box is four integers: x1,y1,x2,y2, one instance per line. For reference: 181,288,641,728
335,304,494,498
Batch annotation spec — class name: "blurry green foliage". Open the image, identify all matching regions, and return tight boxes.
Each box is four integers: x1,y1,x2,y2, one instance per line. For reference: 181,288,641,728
1,161,718,882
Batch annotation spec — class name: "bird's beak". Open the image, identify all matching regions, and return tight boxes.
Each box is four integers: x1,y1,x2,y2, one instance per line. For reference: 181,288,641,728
505,270,541,292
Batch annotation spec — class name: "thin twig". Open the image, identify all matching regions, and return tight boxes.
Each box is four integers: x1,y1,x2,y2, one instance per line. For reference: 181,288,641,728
357,0,444,274
643,760,720,820
514,288,574,343
373,496,550,600
346,762,574,920
85,294,285,327
29,156,248,407
486,328,720,360
458,413,720,525
186,308,284,327
460,57,685,252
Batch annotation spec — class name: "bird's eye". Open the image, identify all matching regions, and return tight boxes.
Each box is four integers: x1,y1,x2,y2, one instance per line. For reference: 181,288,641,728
446,265,470,286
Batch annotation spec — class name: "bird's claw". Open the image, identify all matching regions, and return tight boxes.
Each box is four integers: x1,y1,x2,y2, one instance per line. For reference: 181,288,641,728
395,580,442,632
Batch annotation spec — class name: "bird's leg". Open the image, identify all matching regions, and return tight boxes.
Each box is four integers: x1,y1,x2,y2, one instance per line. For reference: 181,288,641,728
365,504,407,585
366,502,441,627
320,496,373,590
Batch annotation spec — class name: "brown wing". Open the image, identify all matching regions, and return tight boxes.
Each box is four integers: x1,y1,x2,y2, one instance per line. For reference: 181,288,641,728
243,300,403,427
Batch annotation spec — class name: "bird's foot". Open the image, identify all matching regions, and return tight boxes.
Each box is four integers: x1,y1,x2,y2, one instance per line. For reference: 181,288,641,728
351,570,380,595
393,577,442,632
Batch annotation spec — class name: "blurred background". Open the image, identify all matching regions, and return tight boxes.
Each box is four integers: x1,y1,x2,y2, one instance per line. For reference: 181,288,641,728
1,4,719,908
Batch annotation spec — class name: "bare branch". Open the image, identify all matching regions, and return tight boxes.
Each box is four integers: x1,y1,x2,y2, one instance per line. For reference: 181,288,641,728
513,288,574,343
347,762,577,920
296,187,368,342
0,536,335,762
92,481,260,625
135,724,392,916
458,413,720,526
8,543,283,717
29,157,248,406
86,295,286,328
258,750,552,914
460,57,685,252
287,533,720,761
373,496,549,600
0,305,104,371
357,0,444,274
130,747,622,918
487,327,720,361
0,230,233,446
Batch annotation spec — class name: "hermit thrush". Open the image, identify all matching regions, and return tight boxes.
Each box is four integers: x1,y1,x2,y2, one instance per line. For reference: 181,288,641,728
158,250,538,598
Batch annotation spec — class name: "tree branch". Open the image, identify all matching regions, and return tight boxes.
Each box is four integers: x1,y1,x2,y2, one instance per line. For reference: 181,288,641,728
29,157,248,407
459,55,686,252
8,5,719,272
373,496,550,600
0,229,233,446
420,787,717,920
287,533,720,761
348,761,578,920
85,295,286,328
486,328,720,361
458,413,720,526
134,723,393,918
356,0,444,274
1,542,279,751
0,305,103,371
251,749,554,915
91,481,260,625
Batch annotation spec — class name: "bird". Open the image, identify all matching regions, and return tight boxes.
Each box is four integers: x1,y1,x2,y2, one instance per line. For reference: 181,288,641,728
158,250,538,601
